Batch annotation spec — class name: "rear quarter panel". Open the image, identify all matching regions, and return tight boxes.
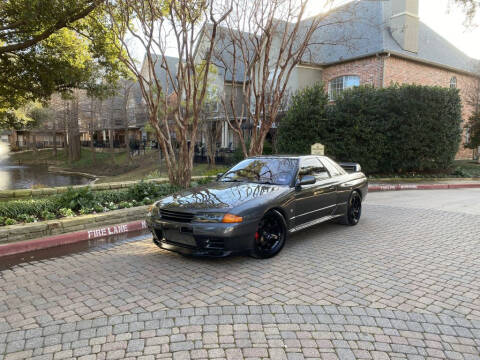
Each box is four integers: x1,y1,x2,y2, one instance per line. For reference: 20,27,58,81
334,173,368,215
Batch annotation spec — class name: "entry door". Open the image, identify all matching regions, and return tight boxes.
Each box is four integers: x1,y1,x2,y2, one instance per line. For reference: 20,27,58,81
294,157,337,226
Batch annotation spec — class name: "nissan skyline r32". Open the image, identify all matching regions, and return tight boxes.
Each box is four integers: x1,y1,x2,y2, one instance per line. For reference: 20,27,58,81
146,155,368,259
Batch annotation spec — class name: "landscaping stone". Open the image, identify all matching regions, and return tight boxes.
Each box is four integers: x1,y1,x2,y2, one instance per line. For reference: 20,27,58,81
0,206,149,244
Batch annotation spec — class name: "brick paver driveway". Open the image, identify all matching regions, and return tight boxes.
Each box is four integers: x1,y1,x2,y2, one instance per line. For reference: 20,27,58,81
1,190,480,359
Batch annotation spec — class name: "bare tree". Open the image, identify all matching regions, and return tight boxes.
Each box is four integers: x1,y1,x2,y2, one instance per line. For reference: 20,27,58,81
118,79,135,163
88,97,102,164
203,118,222,167
215,0,354,157
105,0,232,187
450,0,480,26
66,92,81,162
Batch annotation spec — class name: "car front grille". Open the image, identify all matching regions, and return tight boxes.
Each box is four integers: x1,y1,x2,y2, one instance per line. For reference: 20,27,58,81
160,209,194,223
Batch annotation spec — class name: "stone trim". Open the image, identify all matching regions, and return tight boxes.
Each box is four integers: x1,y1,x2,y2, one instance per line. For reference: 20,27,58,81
0,206,149,244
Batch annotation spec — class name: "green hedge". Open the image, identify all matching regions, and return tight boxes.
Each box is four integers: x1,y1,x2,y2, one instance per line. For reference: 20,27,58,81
278,84,463,174
277,84,329,155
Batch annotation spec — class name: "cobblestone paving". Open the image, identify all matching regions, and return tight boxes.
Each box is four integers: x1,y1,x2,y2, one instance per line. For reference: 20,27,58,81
1,202,480,359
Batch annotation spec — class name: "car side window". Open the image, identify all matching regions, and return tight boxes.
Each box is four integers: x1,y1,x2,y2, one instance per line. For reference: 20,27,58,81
320,157,346,177
299,158,330,180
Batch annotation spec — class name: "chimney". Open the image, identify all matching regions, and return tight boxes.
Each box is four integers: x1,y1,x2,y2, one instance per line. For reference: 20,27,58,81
390,0,419,53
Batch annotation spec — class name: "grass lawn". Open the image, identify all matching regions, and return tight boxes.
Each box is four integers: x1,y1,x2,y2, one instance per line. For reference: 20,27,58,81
11,148,230,183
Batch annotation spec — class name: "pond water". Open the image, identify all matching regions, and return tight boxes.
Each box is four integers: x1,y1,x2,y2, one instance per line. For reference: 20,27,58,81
0,142,92,190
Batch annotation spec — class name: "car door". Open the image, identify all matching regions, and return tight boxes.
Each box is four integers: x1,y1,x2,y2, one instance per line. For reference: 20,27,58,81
294,157,337,227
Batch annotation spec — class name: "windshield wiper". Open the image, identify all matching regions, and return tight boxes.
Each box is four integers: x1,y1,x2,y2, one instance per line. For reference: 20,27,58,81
256,180,274,185
221,179,243,182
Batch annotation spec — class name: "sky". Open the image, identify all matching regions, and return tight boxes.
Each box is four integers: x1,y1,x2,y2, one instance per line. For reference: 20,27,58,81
304,0,480,59
419,0,480,59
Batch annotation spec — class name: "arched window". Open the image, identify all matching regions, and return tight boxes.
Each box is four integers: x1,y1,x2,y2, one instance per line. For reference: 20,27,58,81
328,75,360,100
450,76,457,89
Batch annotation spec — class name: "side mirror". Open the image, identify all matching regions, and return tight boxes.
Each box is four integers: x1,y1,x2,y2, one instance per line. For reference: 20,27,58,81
216,173,224,180
296,175,316,187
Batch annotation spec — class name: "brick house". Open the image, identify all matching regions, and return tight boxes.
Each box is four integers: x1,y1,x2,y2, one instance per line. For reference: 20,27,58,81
203,0,480,159
304,0,480,159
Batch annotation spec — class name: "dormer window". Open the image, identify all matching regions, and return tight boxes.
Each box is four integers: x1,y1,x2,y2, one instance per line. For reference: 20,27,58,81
450,76,457,89
328,75,360,100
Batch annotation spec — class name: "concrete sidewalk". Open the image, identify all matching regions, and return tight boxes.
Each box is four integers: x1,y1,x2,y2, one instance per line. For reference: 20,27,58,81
369,178,480,192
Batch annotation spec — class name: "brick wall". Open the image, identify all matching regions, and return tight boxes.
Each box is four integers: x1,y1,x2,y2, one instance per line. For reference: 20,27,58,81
322,56,384,89
321,55,480,160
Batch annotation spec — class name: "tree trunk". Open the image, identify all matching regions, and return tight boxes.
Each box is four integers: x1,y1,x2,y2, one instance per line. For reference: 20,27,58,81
67,98,81,163
52,120,57,158
108,129,115,162
9,130,17,151
109,129,114,150
32,133,38,153
152,118,192,188
90,128,96,164
126,128,132,164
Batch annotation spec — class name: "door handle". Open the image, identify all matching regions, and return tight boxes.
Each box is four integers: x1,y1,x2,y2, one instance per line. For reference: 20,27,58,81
328,186,336,191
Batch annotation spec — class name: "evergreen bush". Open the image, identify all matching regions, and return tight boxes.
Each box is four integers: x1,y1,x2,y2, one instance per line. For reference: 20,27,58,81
277,84,463,174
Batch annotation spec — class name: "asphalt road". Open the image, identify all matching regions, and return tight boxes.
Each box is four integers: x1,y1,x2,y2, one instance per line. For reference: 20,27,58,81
1,189,480,360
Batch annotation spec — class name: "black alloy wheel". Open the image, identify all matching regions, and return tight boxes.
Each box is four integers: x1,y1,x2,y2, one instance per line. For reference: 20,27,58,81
340,191,362,226
252,210,287,259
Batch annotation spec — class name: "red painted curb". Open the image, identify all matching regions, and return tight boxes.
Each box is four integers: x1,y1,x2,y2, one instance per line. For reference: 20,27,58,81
368,183,480,192
0,220,148,257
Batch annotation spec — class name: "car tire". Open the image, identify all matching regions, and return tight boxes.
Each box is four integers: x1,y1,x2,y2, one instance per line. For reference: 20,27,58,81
338,191,362,226
251,210,287,259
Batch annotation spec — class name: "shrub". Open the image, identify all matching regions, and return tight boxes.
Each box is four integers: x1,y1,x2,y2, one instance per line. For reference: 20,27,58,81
142,197,154,205
93,203,105,213
58,187,96,211
277,83,329,154
326,85,462,174
0,198,59,219
465,110,480,151
127,181,159,201
278,84,463,174
41,211,57,220
95,189,130,204
79,208,94,215
17,214,37,223
5,218,17,225
0,181,185,226
59,208,75,218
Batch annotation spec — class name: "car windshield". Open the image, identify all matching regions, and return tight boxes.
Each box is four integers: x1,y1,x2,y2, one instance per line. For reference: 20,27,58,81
220,158,298,185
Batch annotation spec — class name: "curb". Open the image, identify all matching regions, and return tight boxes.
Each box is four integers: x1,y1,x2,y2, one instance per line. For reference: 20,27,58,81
1,183,479,258
368,183,480,192
0,220,148,257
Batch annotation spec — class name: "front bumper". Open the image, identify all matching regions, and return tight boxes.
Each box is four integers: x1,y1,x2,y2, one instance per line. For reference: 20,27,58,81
146,216,258,257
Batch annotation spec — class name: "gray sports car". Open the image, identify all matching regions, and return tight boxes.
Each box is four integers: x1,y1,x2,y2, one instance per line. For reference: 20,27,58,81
147,155,367,258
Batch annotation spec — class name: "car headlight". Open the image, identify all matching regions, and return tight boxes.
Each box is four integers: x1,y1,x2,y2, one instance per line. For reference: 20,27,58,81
147,204,160,217
193,213,243,223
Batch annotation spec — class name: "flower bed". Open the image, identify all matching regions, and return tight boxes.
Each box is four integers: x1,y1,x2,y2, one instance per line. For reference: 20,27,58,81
0,181,191,226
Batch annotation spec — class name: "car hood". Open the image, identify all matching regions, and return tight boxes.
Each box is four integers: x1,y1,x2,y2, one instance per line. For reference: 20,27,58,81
156,181,287,211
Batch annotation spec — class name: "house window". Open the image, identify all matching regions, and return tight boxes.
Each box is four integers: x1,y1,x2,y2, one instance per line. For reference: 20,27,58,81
450,76,457,89
328,75,360,100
